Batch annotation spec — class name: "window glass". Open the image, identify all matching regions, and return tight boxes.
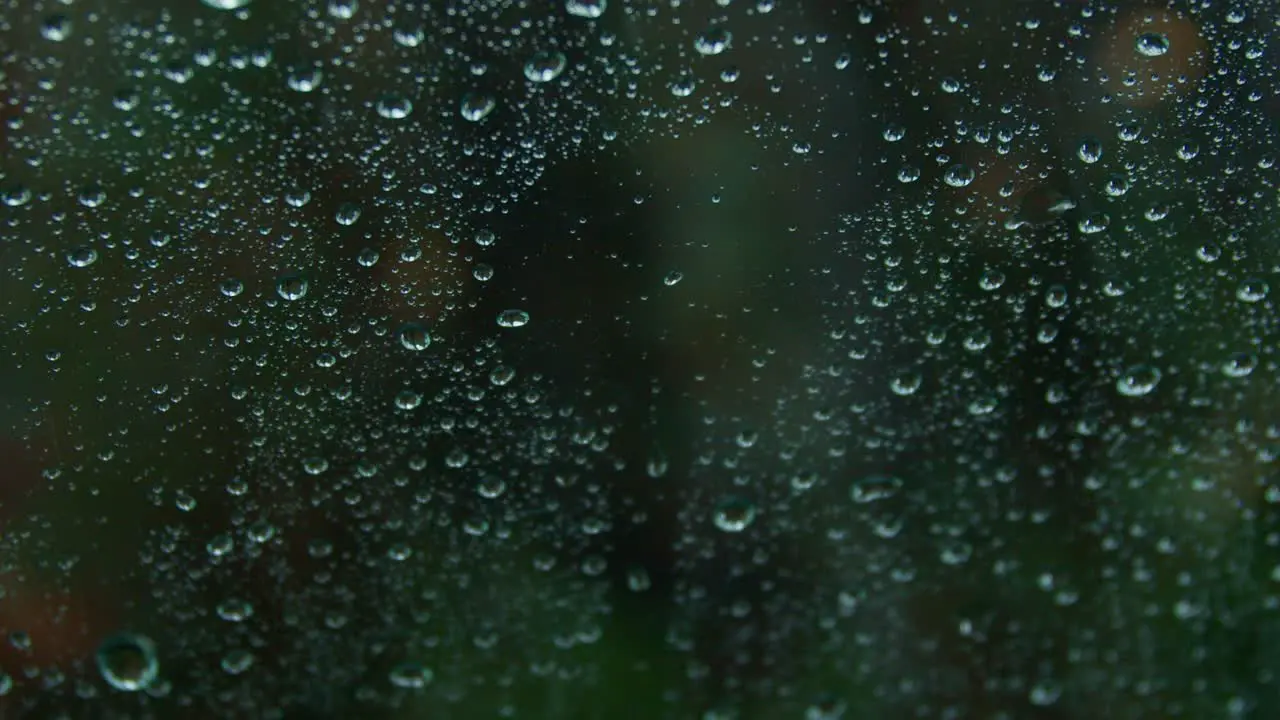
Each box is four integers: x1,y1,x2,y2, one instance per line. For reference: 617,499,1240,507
1,1,1277,717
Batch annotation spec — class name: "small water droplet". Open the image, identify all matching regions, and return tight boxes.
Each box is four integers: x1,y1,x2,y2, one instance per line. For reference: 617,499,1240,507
850,475,902,503
389,662,434,689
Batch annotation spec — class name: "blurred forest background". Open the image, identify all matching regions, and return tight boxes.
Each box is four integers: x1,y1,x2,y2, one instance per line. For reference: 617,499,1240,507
2,0,1279,718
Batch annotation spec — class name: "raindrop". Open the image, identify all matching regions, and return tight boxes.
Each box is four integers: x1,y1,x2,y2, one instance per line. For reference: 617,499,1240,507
97,633,159,692
202,0,252,9
1116,364,1161,397
216,599,254,623
390,662,433,689
1135,32,1170,58
524,50,568,83
850,475,902,503
460,92,496,122
221,650,254,675
712,497,757,533
276,273,308,301
943,164,975,188
1222,352,1257,378
335,202,361,226
287,68,323,93
41,15,71,42
489,365,516,386
219,278,244,298
889,371,922,396
694,27,732,56
565,0,606,19
497,309,530,328
474,228,496,247
66,247,98,268
663,270,684,286
398,323,431,351
1236,278,1269,303
375,94,413,120
1077,137,1103,164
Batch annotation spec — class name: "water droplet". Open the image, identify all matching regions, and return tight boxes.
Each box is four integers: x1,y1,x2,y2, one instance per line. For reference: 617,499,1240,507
889,371,921,396
694,27,732,56
287,68,323,93
943,164,975,188
670,73,697,98
1222,352,1257,378
496,309,530,328
850,475,902,503
1116,364,1161,397
489,365,516,386
1237,278,1269,303
1077,137,1103,164
219,278,244,298
357,248,380,267
474,228,496,247
41,15,71,42
473,263,494,282
335,202,361,226
1135,32,1170,58
882,124,906,142
663,270,684,286
375,93,413,120
66,247,98,268
524,51,567,83
1029,680,1062,706
712,497,757,533
276,273,308,301
96,633,159,692
398,322,431,351
565,0,606,19
216,598,254,622
202,0,253,10
460,92,496,122
389,662,433,689
221,649,254,675
1,184,31,207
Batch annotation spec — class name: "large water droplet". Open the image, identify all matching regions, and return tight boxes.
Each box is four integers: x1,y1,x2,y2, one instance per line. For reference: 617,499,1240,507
202,0,253,9
1135,32,1170,57
398,322,432,351
524,51,567,83
497,309,530,328
712,497,757,533
276,273,309,301
1116,364,1161,397
694,27,732,56
565,0,606,19
97,633,159,692
460,92,496,122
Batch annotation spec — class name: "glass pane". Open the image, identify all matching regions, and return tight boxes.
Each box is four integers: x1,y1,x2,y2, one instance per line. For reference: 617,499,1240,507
1,1,1277,717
